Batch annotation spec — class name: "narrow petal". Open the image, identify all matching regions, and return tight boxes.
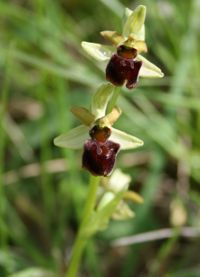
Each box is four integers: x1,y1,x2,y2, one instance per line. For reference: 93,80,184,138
54,125,88,149
71,106,95,126
112,200,135,220
125,37,147,53
137,55,164,78
124,191,144,204
99,106,121,127
123,5,146,40
111,128,143,150
100,30,124,46
81,41,113,61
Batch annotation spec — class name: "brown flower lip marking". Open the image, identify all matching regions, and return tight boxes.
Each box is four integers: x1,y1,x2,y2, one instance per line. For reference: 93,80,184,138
89,125,111,142
82,125,120,176
106,45,142,89
117,45,137,59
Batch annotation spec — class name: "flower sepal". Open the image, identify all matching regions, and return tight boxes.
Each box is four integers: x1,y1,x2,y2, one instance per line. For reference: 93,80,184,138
81,41,112,61
91,83,114,119
53,125,88,149
123,5,146,40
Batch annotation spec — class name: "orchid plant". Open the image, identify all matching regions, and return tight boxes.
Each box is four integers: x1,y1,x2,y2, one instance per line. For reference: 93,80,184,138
54,5,164,276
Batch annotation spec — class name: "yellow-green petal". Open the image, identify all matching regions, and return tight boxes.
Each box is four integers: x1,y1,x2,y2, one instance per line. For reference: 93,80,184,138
100,30,124,46
98,106,121,127
124,191,144,204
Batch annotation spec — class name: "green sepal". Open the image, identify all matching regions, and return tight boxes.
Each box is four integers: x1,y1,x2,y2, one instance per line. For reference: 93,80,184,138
110,128,144,150
81,41,113,61
91,83,114,119
53,125,88,149
123,5,146,40
138,54,164,78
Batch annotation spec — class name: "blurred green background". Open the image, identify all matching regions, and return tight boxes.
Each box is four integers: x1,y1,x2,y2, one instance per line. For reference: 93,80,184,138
1,0,200,276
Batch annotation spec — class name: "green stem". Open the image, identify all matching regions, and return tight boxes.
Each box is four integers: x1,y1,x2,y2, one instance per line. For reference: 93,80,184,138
67,174,100,277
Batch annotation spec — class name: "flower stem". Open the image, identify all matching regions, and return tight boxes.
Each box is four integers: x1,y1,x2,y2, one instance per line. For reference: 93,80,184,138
67,174,100,277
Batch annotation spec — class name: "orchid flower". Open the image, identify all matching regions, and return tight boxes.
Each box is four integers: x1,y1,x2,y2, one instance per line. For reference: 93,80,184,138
54,84,143,176
81,5,164,89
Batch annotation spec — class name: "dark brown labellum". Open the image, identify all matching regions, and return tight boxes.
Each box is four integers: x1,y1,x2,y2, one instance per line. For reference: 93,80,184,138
106,47,142,89
82,125,120,176
82,139,120,176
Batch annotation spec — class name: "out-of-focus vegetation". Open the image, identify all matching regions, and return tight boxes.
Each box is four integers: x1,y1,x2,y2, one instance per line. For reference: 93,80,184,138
1,0,200,276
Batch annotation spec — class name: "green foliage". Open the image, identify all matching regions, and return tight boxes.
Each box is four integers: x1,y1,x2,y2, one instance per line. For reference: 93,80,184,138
1,0,200,276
